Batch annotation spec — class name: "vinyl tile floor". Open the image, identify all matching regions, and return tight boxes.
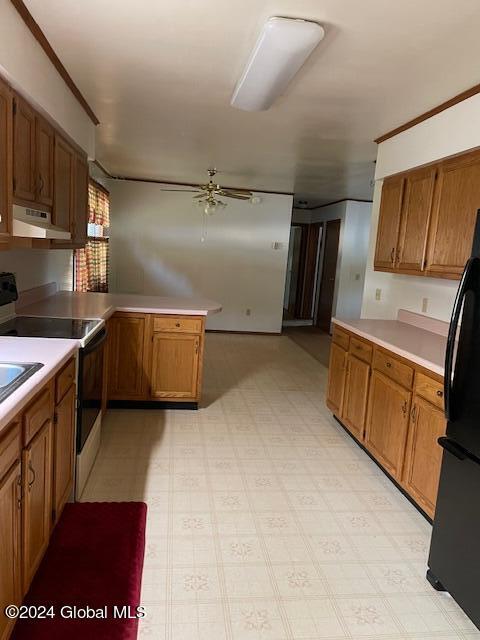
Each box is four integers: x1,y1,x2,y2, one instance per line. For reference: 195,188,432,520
82,333,480,640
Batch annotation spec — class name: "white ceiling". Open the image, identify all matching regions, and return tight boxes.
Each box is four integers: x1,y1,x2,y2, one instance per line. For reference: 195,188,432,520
25,0,480,204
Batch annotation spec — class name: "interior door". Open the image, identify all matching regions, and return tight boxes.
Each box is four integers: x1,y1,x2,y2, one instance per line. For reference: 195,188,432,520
298,222,321,319
316,219,341,332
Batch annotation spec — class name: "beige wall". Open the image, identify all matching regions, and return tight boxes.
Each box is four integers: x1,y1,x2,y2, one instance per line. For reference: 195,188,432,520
108,180,293,333
0,0,95,156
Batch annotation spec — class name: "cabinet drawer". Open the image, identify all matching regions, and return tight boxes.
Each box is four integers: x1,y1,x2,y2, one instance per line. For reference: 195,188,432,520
373,348,414,389
415,372,444,410
56,358,75,403
350,337,373,363
0,420,21,480
332,326,350,350
153,315,203,334
24,385,52,445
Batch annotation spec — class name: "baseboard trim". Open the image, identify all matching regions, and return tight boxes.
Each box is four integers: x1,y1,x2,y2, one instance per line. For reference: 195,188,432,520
206,330,281,335
333,416,433,524
108,400,198,410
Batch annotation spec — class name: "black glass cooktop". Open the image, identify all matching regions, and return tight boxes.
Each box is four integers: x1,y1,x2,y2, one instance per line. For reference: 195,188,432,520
0,316,101,339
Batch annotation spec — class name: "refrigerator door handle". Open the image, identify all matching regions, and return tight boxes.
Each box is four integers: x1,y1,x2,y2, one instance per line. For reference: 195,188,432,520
444,257,476,421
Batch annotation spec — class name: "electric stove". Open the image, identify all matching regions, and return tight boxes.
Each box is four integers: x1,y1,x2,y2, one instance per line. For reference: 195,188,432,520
0,316,103,346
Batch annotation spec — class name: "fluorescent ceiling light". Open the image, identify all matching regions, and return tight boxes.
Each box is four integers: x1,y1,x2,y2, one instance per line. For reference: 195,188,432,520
231,17,325,112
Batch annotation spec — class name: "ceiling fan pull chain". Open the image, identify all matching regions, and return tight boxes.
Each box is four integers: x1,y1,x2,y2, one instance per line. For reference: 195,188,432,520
201,212,208,243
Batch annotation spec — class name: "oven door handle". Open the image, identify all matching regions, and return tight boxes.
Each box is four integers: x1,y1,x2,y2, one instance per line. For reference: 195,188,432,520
82,327,107,354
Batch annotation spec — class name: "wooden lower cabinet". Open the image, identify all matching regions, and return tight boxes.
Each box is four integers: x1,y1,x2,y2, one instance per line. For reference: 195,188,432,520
108,313,147,400
52,384,76,523
0,462,22,640
22,420,53,592
150,333,201,400
342,355,370,441
402,395,446,518
365,371,411,481
326,342,347,415
107,312,206,404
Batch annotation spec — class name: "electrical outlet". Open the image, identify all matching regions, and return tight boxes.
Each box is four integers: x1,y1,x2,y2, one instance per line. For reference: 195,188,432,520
355,273,360,281
375,288,381,301
246,308,251,316
422,297,428,313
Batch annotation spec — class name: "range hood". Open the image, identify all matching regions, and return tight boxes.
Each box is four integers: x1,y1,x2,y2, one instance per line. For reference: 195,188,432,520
13,205,71,240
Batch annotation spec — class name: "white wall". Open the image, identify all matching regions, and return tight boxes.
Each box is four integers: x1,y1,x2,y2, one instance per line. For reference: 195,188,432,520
309,201,372,321
108,180,293,333
361,94,480,322
0,0,95,156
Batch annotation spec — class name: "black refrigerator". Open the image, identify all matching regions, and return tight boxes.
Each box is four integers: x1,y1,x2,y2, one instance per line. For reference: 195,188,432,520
427,211,480,629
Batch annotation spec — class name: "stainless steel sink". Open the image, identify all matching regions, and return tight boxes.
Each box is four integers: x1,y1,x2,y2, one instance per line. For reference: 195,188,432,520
0,362,44,403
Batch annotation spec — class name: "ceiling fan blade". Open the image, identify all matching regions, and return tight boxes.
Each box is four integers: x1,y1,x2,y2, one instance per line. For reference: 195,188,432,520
220,189,252,196
158,188,200,193
193,194,206,199
224,193,252,201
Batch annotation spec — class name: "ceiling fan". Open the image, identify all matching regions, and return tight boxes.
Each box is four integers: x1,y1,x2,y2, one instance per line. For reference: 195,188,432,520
160,168,253,215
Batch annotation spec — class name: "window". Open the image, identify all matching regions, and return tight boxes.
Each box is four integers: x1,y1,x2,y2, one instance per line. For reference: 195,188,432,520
74,180,110,292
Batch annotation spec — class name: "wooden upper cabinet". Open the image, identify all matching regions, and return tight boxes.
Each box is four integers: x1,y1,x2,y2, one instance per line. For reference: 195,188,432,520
326,342,347,416
35,116,54,208
108,313,147,400
342,354,370,442
374,176,404,269
365,370,411,480
53,135,74,232
73,154,88,247
397,167,436,272
0,78,12,239
402,395,446,518
13,95,36,203
426,151,480,277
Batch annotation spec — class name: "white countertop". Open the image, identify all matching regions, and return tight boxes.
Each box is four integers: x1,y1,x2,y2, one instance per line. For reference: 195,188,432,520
18,291,222,320
0,337,77,434
333,317,447,376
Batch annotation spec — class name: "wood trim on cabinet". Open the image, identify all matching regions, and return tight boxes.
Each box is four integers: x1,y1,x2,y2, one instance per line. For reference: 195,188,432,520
9,0,99,125
374,83,480,143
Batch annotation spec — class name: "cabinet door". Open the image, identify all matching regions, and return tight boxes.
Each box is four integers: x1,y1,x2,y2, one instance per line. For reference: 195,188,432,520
53,135,74,232
373,176,404,270
403,395,446,518
342,354,370,441
150,333,200,400
108,314,147,400
397,167,436,272
326,342,347,415
53,384,76,524
426,151,480,277
0,462,22,640
13,95,36,203
365,371,411,480
73,154,88,247
22,420,53,592
0,77,12,239
36,116,54,208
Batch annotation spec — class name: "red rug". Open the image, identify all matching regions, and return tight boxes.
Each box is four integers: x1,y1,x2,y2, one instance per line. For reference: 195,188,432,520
12,502,147,640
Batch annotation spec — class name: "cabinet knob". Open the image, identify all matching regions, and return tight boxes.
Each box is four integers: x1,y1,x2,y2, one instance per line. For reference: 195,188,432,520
175,322,181,328
386,362,392,368
436,390,443,397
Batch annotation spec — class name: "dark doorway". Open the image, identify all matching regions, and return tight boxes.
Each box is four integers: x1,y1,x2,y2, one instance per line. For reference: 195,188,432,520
316,219,341,332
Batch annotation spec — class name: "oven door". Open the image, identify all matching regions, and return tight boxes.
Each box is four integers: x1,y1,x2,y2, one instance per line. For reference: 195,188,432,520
77,327,107,452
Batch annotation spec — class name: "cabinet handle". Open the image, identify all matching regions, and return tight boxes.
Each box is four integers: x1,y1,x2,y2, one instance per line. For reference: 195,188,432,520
390,247,395,263
411,404,417,423
386,361,392,368
16,475,23,509
28,461,36,489
38,175,44,194
401,400,408,417
436,390,443,398
195,340,199,354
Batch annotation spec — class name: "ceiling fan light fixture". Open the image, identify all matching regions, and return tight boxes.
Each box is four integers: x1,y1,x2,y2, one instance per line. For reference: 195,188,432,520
231,17,325,112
